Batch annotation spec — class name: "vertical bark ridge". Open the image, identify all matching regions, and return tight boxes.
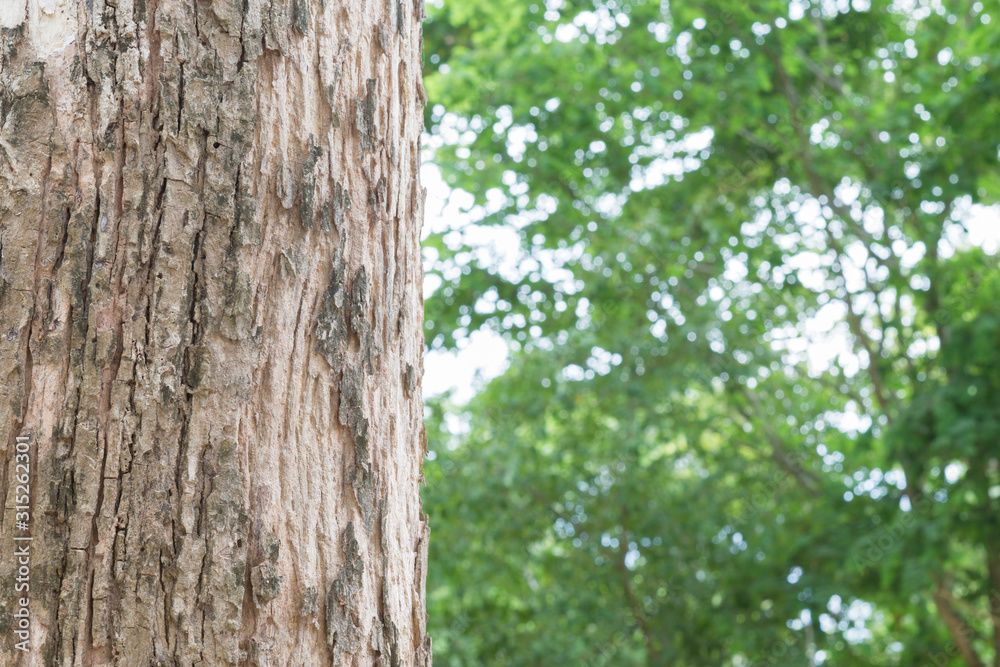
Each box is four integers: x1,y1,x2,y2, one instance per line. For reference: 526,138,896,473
0,0,429,664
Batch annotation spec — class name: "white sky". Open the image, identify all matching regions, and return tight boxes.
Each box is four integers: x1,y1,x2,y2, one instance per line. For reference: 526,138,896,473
421,164,512,402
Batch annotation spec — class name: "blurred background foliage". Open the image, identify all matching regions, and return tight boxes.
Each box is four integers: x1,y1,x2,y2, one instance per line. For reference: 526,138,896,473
419,0,1000,664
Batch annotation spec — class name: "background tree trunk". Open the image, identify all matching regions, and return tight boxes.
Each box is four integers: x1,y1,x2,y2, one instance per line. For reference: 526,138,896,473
0,0,429,664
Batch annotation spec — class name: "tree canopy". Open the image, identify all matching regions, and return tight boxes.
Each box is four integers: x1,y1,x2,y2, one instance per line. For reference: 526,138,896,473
420,1,1000,664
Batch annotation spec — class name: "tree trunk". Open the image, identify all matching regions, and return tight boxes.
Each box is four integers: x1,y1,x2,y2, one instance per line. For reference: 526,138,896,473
0,0,429,664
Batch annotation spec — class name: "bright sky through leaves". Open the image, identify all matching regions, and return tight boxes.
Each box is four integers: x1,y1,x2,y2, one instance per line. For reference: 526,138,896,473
420,0,1000,664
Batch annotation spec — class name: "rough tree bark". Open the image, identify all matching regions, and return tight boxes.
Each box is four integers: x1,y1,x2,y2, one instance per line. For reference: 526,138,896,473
0,0,429,664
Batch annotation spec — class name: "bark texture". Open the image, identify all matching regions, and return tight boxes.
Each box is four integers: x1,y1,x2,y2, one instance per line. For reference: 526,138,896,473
0,0,429,664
